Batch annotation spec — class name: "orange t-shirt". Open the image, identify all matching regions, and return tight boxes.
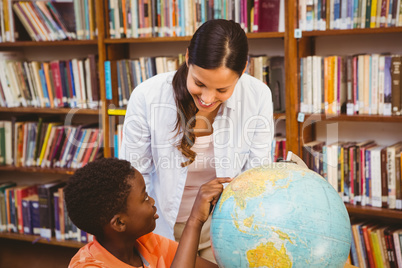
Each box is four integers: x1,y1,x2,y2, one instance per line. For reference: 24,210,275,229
69,232,178,268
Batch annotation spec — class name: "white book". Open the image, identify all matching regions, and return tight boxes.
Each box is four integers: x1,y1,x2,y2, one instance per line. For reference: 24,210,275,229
77,59,88,108
377,55,385,115
6,61,27,107
299,0,306,30
371,54,379,115
306,56,313,113
312,56,321,113
358,55,365,114
84,58,95,109
23,62,39,107
369,146,383,208
0,61,17,107
130,0,139,38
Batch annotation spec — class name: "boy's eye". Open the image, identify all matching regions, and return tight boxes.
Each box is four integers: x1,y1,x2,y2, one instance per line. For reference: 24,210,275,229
145,193,149,201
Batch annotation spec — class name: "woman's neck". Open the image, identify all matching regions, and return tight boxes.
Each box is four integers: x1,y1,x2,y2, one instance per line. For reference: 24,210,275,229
194,105,221,137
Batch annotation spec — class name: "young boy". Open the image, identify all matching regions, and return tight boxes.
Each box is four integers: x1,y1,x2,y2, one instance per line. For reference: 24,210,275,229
65,158,230,268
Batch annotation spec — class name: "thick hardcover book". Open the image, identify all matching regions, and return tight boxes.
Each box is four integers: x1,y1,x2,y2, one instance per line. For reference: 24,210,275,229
38,180,66,239
15,185,37,234
22,194,39,235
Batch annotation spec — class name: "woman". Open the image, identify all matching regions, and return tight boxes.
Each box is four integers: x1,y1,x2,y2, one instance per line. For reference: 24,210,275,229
120,19,274,262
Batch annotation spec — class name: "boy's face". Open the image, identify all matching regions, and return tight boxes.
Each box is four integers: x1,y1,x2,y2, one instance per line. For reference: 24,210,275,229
122,170,159,238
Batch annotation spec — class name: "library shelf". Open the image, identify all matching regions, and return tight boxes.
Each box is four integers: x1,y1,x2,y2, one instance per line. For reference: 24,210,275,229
104,32,285,44
0,107,100,115
302,114,402,123
345,204,402,221
0,40,98,48
301,27,402,37
0,166,75,175
0,232,84,249
108,108,287,120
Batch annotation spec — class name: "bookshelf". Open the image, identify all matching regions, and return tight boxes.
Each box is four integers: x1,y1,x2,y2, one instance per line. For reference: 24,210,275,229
290,0,402,266
0,0,400,266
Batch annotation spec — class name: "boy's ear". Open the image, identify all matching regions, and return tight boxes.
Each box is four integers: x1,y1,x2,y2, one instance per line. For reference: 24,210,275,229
110,214,126,232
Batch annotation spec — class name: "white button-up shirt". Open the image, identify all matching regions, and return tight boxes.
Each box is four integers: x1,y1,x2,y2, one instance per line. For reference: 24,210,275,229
120,71,274,240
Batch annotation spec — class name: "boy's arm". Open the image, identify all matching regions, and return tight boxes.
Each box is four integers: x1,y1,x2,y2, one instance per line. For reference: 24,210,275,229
171,177,232,268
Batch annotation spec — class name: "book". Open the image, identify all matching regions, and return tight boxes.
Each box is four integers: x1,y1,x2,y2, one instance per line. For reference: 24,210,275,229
0,181,17,232
390,55,401,115
386,141,402,209
14,184,37,233
38,180,66,239
21,194,40,235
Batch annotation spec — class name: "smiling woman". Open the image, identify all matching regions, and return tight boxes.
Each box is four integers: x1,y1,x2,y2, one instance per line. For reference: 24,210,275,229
119,19,274,264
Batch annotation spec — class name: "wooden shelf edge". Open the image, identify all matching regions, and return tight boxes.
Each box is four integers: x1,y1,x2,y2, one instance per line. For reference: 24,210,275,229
0,107,100,115
104,32,285,44
302,27,402,36
0,166,75,175
0,232,84,248
0,40,98,47
346,204,402,220
301,113,402,123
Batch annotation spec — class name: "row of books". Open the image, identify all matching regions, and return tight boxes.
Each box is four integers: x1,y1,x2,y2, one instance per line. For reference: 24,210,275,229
105,54,286,112
349,221,402,267
108,0,285,39
0,119,104,169
299,0,402,31
0,181,92,242
1,0,96,42
105,56,183,107
299,54,402,116
272,136,287,162
0,52,100,109
302,140,402,210
248,55,286,113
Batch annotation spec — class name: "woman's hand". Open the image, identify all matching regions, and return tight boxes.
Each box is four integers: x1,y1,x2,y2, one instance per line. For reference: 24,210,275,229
188,177,233,226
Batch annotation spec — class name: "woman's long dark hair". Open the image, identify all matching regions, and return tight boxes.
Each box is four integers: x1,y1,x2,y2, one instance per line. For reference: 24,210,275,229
172,19,249,167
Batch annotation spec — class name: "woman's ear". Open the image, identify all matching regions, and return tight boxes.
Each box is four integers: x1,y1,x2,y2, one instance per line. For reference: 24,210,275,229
110,214,126,232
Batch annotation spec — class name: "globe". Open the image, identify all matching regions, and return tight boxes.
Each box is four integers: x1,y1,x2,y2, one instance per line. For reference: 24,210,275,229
210,162,352,268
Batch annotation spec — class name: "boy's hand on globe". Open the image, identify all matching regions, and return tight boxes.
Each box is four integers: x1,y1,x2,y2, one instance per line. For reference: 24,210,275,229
189,177,233,226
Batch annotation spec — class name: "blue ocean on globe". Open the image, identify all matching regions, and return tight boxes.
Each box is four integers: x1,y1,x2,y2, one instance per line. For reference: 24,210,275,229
211,162,351,268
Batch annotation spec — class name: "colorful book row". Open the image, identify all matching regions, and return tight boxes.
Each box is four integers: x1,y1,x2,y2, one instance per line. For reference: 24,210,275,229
299,0,402,31
0,52,100,109
108,0,285,39
300,54,402,116
303,140,402,210
0,181,92,243
0,0,96,42
350,221,402,267
0,119,103,169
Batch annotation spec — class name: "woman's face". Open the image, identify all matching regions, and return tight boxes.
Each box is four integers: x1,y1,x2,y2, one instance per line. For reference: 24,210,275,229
186,63,240,113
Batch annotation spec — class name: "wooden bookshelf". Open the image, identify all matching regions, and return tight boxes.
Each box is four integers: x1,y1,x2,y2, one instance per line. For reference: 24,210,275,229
302,114,402,123
302,27,402,37
104,32,285,44
346,204,402,221
0,232,84,249
0,166,75,175
0,40,98,48
0,107,100,115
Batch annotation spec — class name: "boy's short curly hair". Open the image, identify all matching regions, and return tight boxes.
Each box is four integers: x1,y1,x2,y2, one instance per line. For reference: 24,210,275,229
64,158,135,238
